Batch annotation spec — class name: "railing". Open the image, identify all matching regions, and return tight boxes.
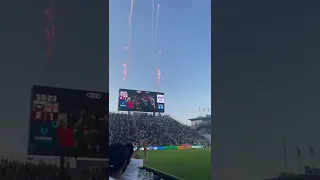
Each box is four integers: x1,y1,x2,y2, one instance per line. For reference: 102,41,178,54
141,166,183,180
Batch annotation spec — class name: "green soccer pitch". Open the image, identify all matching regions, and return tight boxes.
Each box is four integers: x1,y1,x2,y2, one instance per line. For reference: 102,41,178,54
141,148,211,180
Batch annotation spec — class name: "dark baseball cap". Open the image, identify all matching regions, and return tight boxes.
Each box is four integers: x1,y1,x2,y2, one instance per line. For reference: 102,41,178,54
109,143,129,176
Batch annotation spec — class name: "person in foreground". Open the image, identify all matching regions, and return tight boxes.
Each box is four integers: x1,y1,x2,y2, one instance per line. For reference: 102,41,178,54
121,139,149,180
109,143,129,180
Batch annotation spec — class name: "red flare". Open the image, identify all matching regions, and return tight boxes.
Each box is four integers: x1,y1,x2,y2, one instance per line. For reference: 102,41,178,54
123,62,127,80
45,1,56,60
157,69,161,84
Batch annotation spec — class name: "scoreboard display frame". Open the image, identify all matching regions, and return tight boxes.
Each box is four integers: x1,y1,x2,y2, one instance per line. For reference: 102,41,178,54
27,85,108,158
118,88,165,113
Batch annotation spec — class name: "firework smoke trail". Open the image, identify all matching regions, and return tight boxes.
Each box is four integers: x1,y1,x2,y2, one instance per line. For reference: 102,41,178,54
45,1,56,60
157,52,161,85
123,47,128,80
124,0,134,81
154,4,161,85
128,0,134,40
151,0,155,43
154,4,160,45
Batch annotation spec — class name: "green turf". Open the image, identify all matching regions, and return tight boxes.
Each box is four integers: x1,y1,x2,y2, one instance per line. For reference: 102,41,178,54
140,148,211,180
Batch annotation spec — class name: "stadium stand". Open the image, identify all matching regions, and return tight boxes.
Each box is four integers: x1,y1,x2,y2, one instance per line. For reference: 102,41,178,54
0,113,210,180
0,157,106,180
109,113,209,146
0,156,163,180
0,113,209,180
109,112,211,180
189,115,211,143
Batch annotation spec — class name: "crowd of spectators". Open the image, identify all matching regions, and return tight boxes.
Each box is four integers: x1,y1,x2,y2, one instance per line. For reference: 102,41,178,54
0,113,209,180
109,113,208,146
0,157,156,180
0,158,106,180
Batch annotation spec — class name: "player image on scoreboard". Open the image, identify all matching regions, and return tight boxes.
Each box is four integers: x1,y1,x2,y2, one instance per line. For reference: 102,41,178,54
28,85,108,158
57,110,108,157
118,89,164,113
131,93,156,112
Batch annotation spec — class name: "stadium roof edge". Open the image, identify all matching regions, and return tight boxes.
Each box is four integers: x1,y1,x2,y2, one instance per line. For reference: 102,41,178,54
188,115,211,121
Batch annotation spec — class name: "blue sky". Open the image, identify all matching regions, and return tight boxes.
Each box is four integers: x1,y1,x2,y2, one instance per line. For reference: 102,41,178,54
109,0,211,124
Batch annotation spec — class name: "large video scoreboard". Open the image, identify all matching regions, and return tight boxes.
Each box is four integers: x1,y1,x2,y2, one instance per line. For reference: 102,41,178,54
118,89,165,113
28,85,108,158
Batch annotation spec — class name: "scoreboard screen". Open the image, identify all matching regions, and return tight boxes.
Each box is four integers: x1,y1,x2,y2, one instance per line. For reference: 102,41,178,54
28,85,108,158
118,89,165,113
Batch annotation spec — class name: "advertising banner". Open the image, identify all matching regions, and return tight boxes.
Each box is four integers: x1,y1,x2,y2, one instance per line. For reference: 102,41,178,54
134,145,201,151
177,146,184,150
134,147,153,151
134,147,142,151
180,144,191,149
164,146,178,150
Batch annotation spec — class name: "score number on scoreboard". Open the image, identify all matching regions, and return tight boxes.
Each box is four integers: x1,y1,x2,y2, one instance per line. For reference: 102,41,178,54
32,94,59,125
119,91,128,101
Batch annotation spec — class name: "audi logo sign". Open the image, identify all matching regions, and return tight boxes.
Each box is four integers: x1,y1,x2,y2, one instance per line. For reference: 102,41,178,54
86,92,102,99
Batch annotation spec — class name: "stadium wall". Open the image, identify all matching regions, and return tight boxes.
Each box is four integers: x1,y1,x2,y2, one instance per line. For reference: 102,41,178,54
134,145,204,151
142,166,182,180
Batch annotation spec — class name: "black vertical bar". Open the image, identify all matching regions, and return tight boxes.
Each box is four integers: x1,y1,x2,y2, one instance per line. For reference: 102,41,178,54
27,86,34,155
59,155,65,179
